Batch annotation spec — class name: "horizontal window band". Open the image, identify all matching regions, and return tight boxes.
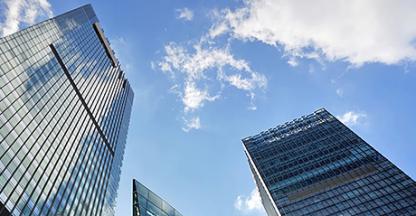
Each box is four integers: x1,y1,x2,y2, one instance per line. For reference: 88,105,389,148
287,163,377,202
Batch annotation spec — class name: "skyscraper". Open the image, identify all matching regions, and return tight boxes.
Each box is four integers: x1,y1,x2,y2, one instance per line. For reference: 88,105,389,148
243,108,416,216
133,179,182,216
0,4,133,216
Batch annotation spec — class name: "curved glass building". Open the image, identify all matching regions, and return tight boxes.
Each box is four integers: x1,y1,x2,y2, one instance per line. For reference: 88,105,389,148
0,5,133,216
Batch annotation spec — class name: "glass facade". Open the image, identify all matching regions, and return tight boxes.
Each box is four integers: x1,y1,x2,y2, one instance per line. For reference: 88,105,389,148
133,180,182,216
243,108,416,216
0,4,133,216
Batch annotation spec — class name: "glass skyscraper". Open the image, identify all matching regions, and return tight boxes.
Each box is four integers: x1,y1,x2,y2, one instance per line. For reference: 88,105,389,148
133,179,182,216
243,108,416,216
0,4,133,216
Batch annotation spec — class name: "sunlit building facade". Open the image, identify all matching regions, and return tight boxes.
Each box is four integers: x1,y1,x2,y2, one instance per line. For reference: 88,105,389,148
133,179,182,216
0,5,133,216
243,108,416,215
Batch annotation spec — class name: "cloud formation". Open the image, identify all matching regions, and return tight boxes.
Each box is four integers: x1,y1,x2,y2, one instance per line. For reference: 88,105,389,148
337,111,367,126
182,116,201,132
176,7,194,21
158,41,266,130
0,0,53,37
210,0,416,66
234,187,266,215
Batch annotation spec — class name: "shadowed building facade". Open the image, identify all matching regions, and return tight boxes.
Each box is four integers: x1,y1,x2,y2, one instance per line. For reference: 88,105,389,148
0,5,133,216
243,109,416,216
133,179,182,216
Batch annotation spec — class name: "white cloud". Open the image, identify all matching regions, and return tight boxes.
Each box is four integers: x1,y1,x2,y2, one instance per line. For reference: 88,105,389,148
0,0,53,37
287,57,299,67
234,187,266,215
208,21,228,38
158,40,267,129
176,7,194,21
211,0,416,66
219,72,266,91
182,81,219,112
182,116,201,132
337,111,367,126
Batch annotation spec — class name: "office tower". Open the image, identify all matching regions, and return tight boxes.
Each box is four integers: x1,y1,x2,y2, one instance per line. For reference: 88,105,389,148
133,179,182,216
242,109,416,216
0,4,133,216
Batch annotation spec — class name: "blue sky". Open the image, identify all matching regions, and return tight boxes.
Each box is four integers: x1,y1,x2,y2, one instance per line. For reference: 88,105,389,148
2,0,416,215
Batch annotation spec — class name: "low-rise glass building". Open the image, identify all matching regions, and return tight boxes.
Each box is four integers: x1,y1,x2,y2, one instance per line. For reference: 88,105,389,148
133,179,182,216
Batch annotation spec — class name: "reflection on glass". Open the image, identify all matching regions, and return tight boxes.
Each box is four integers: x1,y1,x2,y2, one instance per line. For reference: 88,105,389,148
133,180,183,216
